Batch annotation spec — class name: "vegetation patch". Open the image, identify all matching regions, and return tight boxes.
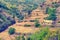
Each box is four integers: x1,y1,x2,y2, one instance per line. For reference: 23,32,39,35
24,24,31,27
8,27,15,35
46,7,57,21
58,21,60,23
34,19,41,27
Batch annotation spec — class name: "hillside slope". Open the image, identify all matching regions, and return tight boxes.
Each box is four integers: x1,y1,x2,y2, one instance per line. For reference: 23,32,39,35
0,0,46,32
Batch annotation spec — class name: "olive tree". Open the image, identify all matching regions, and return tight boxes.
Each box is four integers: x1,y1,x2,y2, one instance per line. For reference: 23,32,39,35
34,19,40,27
8,27,15,35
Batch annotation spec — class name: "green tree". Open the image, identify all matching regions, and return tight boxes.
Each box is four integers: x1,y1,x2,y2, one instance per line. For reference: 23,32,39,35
58,33,60,40
27,37,31,40
35,19,40,27
22,35,25,40
15,36,20,40
46,7,57,20
46,13,57,20
46,7,56,14
30,27,49,40
8,27,15,35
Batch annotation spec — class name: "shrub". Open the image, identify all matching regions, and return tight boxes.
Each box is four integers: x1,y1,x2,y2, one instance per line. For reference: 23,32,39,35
0,22,10,32
58,21,60,23
27,37,31,40
30,20,35,22
24,24,31,27
30,27,49,40
22,35,25,40
34,19,40,27
15,36,20,40
58,33,60,40
8,27,15,35
45,7,57,21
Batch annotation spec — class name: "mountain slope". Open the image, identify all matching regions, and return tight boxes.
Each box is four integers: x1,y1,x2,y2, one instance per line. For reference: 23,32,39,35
0,0,46,32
